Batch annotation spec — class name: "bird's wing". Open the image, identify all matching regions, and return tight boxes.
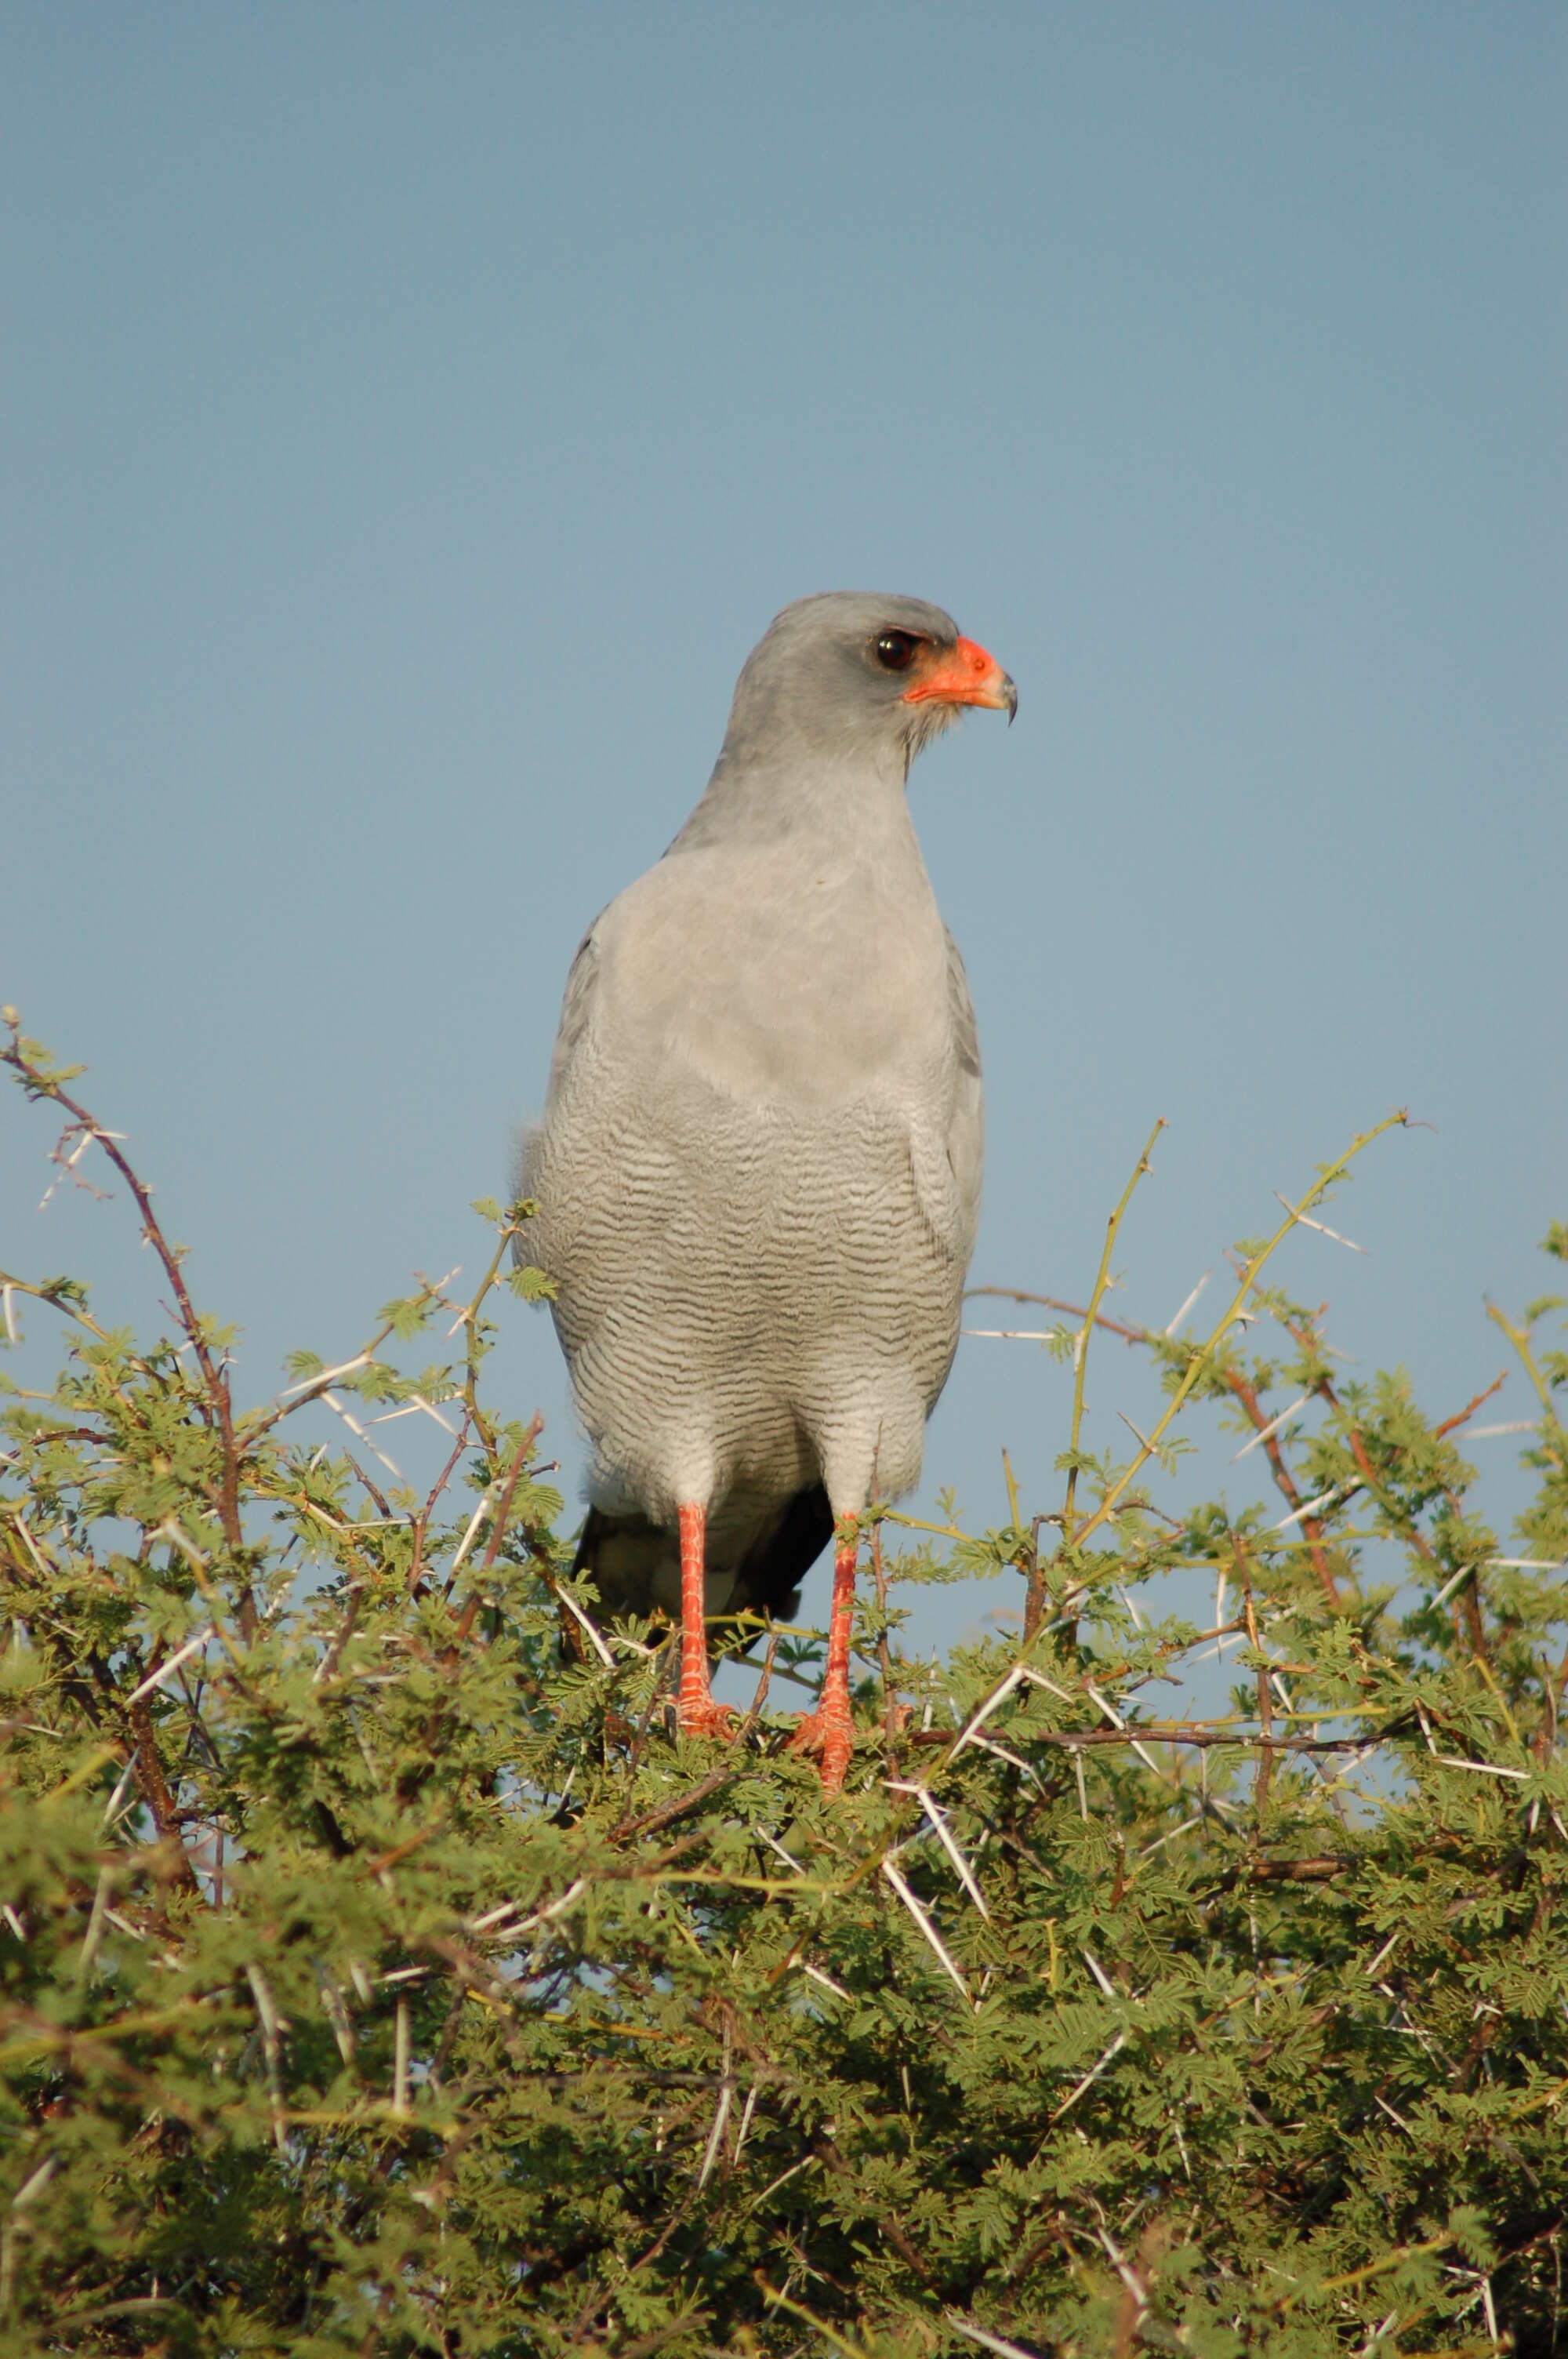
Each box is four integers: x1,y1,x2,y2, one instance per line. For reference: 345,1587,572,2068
944,926,985,1252
906,929,985,1265
514,919,604,1210
547,921,604,1092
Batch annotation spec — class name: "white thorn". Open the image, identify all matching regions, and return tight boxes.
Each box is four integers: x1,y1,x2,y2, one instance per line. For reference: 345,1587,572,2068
1164,1270,1210,1335
882,1854,973,2006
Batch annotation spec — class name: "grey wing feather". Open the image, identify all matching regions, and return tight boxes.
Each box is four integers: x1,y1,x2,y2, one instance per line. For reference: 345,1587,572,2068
944,928,985,1265
514,921,604,1205
907,931,985,1263
547,921,604,1093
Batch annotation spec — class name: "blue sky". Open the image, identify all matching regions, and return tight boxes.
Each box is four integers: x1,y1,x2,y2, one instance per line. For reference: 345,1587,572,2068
4,5,1563,1656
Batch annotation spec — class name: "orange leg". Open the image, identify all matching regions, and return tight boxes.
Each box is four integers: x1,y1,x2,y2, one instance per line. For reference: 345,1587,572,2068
676,1501,735,1742
788,1534,857,1791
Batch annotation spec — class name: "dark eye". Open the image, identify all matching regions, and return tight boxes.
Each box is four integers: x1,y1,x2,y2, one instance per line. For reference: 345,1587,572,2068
873,630,919,672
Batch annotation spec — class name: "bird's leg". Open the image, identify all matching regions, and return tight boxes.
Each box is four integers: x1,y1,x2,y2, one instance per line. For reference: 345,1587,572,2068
676,1501,736,1742
788,1533,858,1792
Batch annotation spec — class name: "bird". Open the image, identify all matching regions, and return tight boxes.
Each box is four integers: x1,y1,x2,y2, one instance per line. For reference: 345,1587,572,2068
520,592,1015,1788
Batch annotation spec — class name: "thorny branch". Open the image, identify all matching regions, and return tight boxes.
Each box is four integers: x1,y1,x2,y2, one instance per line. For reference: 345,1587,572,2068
3,1032,1565,2348
3,1013,258,1637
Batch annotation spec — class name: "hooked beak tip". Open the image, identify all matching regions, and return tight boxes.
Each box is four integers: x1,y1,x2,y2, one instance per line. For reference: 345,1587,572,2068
902,635,1018,723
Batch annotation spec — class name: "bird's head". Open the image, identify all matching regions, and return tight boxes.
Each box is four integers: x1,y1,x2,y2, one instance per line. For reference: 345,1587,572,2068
717,591,1017,785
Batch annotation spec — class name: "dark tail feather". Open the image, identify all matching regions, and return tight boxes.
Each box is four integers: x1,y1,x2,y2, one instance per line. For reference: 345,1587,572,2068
729,1483,833,1627
568,1485,833,1653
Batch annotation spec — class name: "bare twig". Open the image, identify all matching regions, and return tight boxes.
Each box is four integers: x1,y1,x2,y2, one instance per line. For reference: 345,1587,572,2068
1224,1365,1341,1608
1068,1114,1409,1557
408,1411,473,1593
2,1020,256,1634
1432,1369,1508,1439
1062,1120,1167,1543
1238,1538,1273,1815
964,1285,1149,1347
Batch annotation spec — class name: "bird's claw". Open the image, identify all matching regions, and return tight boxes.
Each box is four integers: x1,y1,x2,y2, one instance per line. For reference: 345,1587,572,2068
677,1695,738,1743
788,1707,855,1793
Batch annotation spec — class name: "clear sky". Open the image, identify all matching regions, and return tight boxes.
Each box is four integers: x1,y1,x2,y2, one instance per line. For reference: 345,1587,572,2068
4,5,1563,1656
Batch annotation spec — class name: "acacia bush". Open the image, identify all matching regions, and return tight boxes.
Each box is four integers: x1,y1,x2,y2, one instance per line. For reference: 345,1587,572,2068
0,1016,1565,2359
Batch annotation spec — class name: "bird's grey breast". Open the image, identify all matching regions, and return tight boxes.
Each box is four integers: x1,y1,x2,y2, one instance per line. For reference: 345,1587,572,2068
594,836,953,1112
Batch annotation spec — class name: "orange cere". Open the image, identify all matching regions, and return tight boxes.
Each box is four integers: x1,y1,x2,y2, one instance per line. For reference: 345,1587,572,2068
901,634,1016,714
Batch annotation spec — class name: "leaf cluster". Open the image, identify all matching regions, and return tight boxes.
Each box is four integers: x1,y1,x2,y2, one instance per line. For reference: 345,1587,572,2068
1,1031,1565,2357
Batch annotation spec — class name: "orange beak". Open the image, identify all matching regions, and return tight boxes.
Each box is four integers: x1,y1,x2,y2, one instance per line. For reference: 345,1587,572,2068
901,634,1018,722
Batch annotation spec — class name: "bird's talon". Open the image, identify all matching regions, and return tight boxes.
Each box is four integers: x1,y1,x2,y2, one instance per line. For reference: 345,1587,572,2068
677,1697,738,1743
789,1709,855,1793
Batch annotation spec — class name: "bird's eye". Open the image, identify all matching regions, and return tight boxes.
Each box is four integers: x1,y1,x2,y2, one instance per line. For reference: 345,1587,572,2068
873,630,920,672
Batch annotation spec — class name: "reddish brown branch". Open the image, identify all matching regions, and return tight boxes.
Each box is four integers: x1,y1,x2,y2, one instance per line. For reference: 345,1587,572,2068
910,1720,1404,1756
1238,1539,1273,1816
1301,1316,1503,1662
1210,1856,1345,1888
448,1420,543,1648
343,1452,392,1521
1434,1370,1508,1439
965,1285,1150,1347
408,1411,474,1593
125,1698,202,1899
613,1764,734,1841
478,1417,543,1577
1224,1367,1341,1608
3,1026,256,1638
1535,1641,1568,1768
1022,1513,1048,1645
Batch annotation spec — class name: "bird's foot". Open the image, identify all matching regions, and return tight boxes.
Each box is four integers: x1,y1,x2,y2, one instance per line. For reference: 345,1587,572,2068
677,1693,738,1743
788,1705,855,1793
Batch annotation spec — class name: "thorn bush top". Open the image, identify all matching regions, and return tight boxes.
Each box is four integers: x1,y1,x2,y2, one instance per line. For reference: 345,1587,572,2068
1,1021,1565,2356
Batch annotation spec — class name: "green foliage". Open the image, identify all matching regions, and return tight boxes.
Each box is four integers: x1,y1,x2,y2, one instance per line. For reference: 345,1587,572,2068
1,1024,1565,2357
